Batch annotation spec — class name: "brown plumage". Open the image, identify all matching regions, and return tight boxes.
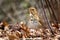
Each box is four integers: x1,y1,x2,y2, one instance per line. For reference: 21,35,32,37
29,7,44,27
29,7,40,21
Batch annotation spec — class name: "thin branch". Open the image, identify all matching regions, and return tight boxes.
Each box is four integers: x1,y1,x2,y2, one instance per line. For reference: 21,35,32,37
40,0,54,35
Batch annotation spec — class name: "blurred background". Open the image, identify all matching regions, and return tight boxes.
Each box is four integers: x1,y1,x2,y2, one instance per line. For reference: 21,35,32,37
0,0,60,25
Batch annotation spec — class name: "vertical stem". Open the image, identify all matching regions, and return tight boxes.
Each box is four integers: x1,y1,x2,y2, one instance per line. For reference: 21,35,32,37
45,0,53,23
40,0,54,35
47,0,58,27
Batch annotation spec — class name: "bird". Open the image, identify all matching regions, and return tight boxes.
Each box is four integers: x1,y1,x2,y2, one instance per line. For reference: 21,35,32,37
29,7,40,21
27,7,44,29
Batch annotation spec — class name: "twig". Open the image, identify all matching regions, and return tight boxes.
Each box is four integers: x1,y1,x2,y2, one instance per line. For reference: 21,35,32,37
40,0,54,35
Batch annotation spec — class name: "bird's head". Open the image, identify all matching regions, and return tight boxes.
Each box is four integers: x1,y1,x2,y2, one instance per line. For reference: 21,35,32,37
29,7,39,21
